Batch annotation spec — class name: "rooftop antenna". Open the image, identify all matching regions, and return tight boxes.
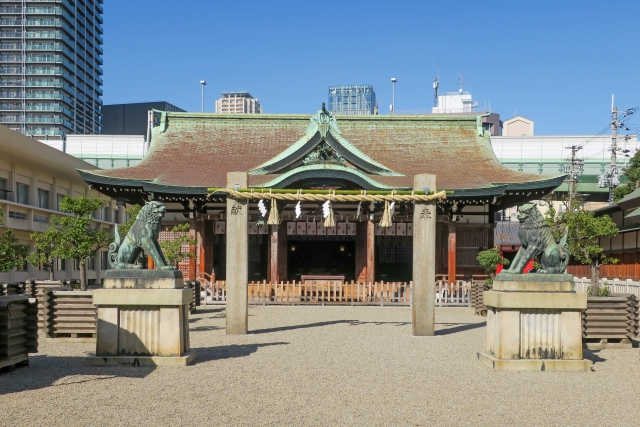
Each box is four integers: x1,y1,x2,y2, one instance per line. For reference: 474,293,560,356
433,60,440,107
455,73,465,93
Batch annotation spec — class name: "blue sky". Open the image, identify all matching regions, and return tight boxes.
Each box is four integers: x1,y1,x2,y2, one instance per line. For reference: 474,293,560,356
102,0,640,135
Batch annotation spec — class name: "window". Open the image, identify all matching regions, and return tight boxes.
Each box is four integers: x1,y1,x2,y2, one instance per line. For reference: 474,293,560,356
114,208,121,224
57,193,66,211
101,251,108,270
101,206,110,222
16,260,27,272
37,188,50,209
8,211,26,220
16,182,29,205
73,259,79,271
57,258,66,271
87,256,95,271
0,178,7,200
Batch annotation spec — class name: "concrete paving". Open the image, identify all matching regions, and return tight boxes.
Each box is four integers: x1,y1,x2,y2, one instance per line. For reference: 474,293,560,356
1,306,639,426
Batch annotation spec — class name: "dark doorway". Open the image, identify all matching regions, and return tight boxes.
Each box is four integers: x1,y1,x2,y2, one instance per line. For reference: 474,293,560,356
287,239,356,282
376,236,413,282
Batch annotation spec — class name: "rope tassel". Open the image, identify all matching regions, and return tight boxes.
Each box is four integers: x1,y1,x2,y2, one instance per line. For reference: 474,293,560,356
267,199,280,225
379,201,393,228
322,200,336,227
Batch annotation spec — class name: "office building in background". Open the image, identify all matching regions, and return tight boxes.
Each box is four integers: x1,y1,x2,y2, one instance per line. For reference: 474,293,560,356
328,85,376,115
0,0,104,137
215,92,261,114
102,101,184,136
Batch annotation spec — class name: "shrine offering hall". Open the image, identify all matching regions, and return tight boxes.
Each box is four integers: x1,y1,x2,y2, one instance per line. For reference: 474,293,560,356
79,107,565,283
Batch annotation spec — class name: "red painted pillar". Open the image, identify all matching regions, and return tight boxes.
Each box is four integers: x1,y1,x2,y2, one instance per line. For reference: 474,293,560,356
448,219,456,285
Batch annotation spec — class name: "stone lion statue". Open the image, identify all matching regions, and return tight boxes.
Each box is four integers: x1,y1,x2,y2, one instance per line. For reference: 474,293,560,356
108,201,176,270
502,203,570,274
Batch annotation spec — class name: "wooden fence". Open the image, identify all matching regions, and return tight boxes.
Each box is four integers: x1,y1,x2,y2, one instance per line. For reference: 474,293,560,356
201,280,472,307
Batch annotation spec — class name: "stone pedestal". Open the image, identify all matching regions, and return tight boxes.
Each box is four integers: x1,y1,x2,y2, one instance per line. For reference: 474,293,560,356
87,270,196,366
477,273,592,371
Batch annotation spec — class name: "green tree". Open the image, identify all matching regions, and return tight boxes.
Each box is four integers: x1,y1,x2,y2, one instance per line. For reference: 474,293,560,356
545,204,618,292
614,149,640,201
159,223,196,268
118,204,141,240
50,195,113,290
26,229,60,281
0,208,29,273
476,248,510,285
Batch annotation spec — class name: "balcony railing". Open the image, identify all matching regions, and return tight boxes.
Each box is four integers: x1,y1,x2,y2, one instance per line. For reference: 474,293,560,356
0,43,22,50
0,19,22,25
25,80,73,93
26,104,72,116
0,7,22,13
0,117,23,123
25,117,73,128
26,91,74,105
0,80,22,86
0,55,22,62
0,104,22,110
0,67,22,74
0,91,23,98
0,31,22,38
27,43,74,58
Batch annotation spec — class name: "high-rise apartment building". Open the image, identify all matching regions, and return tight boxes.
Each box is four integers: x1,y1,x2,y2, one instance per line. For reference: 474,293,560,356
215,92,261,114
328,85,376,115
0,0,104,137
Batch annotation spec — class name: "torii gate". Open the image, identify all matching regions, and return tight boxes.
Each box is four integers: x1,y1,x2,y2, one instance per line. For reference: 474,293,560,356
222,172,439,336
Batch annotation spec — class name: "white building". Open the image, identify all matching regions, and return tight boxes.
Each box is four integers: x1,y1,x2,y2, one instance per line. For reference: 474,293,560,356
1,125,121,284
502,116,535,136
215,92,261,114
38,134,146,169
432,91,476,114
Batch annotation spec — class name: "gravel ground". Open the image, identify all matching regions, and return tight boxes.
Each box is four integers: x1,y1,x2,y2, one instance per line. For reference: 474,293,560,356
1,306,639,427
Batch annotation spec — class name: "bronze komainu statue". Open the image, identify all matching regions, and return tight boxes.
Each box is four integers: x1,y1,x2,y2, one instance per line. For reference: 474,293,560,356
108,201,176,270
502,203,570,274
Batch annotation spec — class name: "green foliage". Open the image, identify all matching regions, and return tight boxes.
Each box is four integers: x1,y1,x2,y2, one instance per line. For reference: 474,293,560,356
118,204,142,239
49,195,113,290
159,223,196,268
0,208,29,272
614,184,634,202
476,248,510,279
614,149,640,201
587,286,611,297
0,230,28,273
26,228,61,280
562,209,618,267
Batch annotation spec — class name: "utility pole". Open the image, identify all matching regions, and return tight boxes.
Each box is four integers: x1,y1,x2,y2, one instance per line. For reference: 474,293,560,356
565,145,583,210
609,96,618,204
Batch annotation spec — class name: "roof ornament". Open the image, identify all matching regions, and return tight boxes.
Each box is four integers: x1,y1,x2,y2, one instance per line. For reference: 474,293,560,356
303,142,346,166
307,103,342,137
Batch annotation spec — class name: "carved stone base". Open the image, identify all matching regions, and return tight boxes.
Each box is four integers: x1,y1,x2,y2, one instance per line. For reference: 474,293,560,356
481,274,592,371
86,350,197,367
477,352,592,371
89,276,195,365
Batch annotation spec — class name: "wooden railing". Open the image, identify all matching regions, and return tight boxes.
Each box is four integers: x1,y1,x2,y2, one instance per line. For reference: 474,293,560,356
201,280,471,307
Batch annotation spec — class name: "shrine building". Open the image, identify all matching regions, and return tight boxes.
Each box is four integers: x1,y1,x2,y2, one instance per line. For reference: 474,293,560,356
78,107,565,283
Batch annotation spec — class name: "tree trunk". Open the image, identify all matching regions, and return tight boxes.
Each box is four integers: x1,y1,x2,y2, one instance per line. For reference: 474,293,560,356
49,266,54,281
79,261,86,291
590,264,600,295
